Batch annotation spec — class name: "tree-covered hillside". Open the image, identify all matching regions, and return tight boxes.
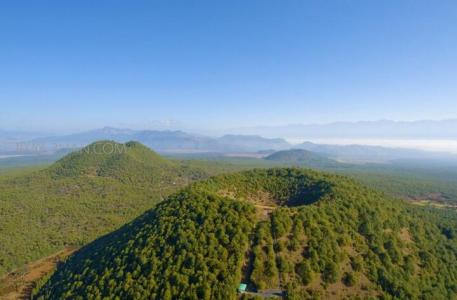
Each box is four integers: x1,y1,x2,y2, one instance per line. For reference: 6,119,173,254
265,149,341,169
0,141,217,276
34,168,457,299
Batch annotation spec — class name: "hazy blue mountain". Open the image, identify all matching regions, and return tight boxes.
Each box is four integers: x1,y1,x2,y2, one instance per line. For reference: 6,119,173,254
225,119,457,139
217,134,290,151
135,130,221,151
8,126,457,163
296,141,457,163
30,127,137,146
0,130,50,154
24,127,291,154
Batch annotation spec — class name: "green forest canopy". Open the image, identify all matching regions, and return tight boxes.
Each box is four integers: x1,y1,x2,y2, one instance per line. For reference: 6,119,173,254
34,168,457,300
1,141,457,281
0,141,244,276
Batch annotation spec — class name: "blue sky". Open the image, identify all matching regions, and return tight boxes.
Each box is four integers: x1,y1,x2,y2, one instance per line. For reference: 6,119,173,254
1,0,456,132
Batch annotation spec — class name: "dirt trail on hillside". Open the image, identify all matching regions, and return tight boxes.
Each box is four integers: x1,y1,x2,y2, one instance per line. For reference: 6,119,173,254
0,247,77,300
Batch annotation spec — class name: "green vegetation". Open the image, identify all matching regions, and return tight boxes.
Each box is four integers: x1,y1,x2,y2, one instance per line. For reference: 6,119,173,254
0,165,47,177
35,189,256,299
347,170,457,203
2,144,457,281
263,149,457,202
0,141,229,276
0,154,62,170
265,149,341,169
250,221,280,290
178,149,457,203
34,168,457,299
1,143,457,299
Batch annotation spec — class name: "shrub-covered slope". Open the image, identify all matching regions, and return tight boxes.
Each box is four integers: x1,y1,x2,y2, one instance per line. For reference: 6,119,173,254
0,141,210,275
35,168,457,299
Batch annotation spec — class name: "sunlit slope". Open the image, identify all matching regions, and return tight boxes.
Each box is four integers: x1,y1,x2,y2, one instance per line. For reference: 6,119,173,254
0,141,209,275
35,169,457,299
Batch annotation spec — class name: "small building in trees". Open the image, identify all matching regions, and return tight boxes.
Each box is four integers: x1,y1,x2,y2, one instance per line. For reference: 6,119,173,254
238,283,247,293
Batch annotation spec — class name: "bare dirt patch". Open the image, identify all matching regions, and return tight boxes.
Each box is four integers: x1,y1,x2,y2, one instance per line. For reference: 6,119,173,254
0,247,77,300
399,228,413,244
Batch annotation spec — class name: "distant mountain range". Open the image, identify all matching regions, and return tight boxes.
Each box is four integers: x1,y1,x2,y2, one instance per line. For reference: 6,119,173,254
0,130,49,154
1,123,457,164
224,119,457,139
20,127,291,154
295,141,457,163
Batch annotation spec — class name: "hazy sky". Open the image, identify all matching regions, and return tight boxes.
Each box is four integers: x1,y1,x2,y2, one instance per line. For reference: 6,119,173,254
1,0,456,132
